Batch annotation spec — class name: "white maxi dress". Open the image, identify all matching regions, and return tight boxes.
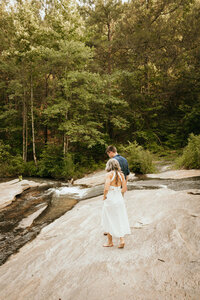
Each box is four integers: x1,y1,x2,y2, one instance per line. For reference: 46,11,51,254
101,171,131,238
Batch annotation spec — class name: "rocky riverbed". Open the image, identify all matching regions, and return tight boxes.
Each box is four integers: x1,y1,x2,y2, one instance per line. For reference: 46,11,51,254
0,169,200,299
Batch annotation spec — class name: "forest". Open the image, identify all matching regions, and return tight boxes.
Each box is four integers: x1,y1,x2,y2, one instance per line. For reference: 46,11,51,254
0,0,200,179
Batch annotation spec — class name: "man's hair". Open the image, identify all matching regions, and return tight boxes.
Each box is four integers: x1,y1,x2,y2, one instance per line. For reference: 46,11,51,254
106,145,117,153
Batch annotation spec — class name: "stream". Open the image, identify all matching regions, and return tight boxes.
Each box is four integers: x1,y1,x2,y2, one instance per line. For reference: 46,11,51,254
0,174,200,266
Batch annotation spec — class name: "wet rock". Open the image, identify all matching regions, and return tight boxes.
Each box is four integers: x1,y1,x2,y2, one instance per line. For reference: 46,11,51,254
187,189,200,195
0,179,44,209
158,258,165,262
0,181,78,266
17,205,48,229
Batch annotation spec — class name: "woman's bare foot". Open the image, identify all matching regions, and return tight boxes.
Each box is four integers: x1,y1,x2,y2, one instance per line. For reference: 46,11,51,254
118,237,125,248
103,243,114,247
103,233,113,247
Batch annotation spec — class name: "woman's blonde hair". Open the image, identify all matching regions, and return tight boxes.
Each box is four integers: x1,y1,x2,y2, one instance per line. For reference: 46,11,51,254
106,158,121,172
105,158,121,184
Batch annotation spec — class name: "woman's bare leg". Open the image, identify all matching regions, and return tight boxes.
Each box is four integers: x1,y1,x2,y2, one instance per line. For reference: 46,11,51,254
103,233,113,247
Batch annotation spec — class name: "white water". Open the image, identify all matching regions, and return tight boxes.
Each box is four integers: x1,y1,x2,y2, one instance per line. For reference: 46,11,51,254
50,186,90,199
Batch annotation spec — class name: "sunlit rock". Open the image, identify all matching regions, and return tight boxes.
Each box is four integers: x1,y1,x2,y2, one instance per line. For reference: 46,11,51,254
0,169,199,299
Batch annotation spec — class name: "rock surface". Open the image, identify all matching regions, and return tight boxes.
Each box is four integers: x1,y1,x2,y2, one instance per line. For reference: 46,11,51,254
0,171,200,300
0,179,44,209
147,169,200,179
74,170,106,186
74,169,200,186
74,170,137,186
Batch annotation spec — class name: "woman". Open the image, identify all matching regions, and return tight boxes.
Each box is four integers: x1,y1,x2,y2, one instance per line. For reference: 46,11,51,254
101,158,131,248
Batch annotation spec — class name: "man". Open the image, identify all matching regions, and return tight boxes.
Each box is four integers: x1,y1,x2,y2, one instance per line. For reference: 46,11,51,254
106,145,130,182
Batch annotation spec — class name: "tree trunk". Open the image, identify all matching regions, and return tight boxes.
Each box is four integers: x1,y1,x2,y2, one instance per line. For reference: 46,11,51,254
30,73,37,166
23,86,28,162
63,112,69,156
25,100,28,162
107,21,113,75
22,87,26,162
63,134,69,156
107,21,114,138
44,74,48,145
144,55,150,95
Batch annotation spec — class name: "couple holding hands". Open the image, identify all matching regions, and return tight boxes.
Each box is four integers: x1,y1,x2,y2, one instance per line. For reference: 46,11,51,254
102,146,131,249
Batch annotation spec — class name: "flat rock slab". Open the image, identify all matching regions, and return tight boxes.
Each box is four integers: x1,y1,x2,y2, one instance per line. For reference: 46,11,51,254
0,179,43,209
147,169,200,179
74,171,137,187
0,188,199,300
74,169,200,187
74,170,106,186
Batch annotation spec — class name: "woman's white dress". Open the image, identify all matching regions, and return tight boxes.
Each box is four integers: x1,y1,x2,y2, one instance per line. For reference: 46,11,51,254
101,172,131,238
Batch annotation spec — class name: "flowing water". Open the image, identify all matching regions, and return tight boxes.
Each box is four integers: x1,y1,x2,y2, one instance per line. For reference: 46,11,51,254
0,173,200,266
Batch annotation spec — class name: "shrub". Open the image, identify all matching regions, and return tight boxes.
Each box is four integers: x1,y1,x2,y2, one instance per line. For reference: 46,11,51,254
23,161,38,177
121,141,155,174
37,144,64,178
8,155,25,176
37,144,77,179
0,141,24,177
176,134,200,169
61,153,75,179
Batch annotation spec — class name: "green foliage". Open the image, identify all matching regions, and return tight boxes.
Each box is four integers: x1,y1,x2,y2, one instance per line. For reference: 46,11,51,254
58,70,105,148
0,140,24,177
0,141,12,162
23,161,38,177
37,144,64,178
61,154,75,179
8,155,25,176
36,144,77,179
0,0,200,178
121,141,155,174
176,134,200,169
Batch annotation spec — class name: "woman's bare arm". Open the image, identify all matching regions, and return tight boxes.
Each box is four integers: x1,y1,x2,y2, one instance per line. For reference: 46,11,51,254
103,173,111,200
